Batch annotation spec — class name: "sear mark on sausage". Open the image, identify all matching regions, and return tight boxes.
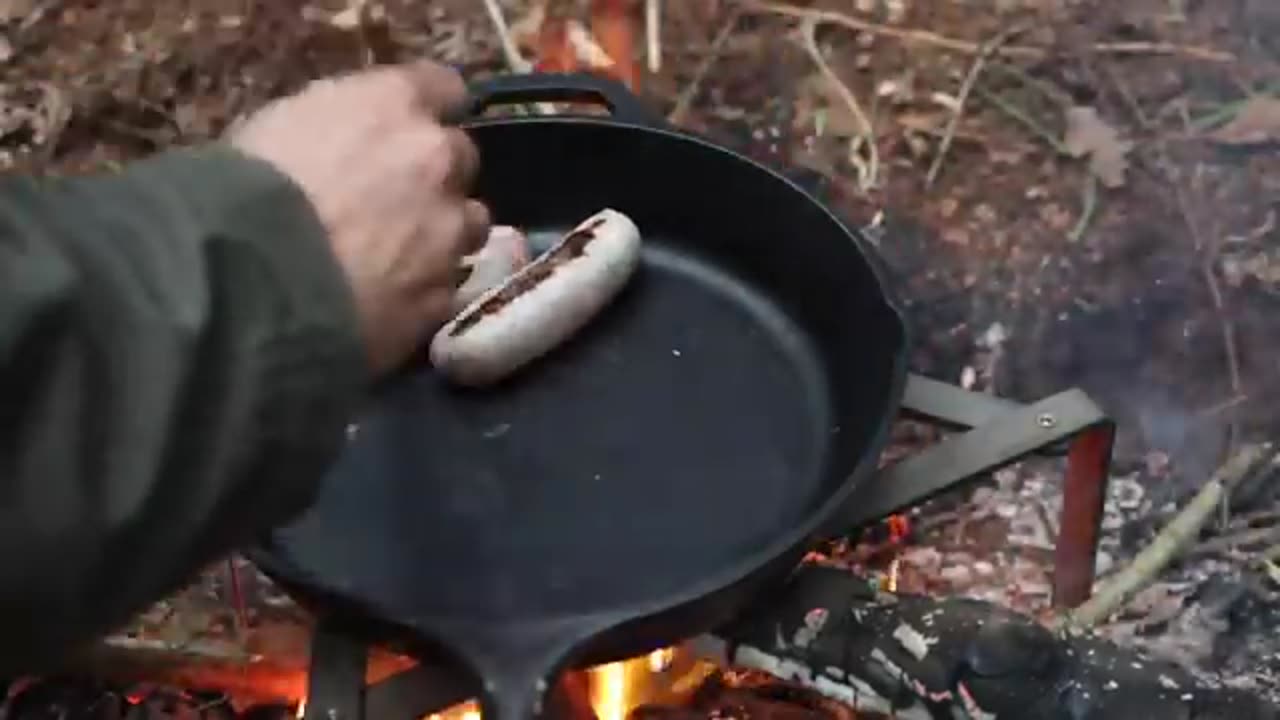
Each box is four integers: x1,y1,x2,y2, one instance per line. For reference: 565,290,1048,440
449,216,608,337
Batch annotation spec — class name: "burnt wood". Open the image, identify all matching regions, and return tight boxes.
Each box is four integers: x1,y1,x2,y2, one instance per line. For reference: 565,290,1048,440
705,565,1277,720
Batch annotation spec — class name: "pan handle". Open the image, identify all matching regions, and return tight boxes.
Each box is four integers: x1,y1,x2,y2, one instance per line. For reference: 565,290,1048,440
461,72,667,128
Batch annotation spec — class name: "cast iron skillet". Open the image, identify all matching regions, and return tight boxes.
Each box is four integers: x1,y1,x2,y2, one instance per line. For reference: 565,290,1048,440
250,73,910,720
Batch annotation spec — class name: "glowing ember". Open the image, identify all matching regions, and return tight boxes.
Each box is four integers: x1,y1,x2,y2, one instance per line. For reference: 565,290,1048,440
887,514,911,543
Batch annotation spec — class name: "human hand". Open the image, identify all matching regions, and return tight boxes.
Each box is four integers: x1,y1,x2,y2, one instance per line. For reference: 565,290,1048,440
229,60,490,375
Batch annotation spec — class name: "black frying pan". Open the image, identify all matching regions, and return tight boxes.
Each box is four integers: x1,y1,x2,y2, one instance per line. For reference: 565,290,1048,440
251,73,909,720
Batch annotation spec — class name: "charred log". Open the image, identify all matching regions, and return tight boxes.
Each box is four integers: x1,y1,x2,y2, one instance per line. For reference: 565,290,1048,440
704,564,1277,720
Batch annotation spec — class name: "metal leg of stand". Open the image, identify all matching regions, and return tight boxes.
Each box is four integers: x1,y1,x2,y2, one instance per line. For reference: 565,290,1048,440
842,374,1115,609
364,659,477,719
1055,425,1115,607
306,621,367,720
304,622,481,720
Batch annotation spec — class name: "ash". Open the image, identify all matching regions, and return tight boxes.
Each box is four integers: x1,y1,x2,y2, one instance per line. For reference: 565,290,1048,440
828,430,1280,706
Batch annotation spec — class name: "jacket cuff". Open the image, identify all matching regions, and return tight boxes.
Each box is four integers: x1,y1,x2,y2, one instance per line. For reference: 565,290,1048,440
124,142,369,516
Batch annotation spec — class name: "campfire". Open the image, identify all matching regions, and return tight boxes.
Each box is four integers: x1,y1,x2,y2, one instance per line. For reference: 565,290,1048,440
10,375,1275,719
403,648,702,720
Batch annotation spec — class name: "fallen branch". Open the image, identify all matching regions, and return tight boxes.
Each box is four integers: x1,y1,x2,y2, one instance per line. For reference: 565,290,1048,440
740,1,1236,63
1059,442,1274,629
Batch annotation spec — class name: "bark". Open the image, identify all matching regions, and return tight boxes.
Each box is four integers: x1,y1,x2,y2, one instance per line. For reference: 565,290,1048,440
710,564,1277,720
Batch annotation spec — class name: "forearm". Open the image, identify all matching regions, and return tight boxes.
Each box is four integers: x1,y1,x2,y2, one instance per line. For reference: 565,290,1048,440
0,144,367,673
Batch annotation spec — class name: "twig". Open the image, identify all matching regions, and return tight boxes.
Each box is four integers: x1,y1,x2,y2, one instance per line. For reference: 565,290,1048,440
925,23,1029,188
481,0,532,72
480,0,555,115
1058,443,1273,629
974,85,1068,153
1187,525,1280,559
668,10,740,125
646,0,661,74
797,17,878,190
1068,173,1098,242
740,1,1235,63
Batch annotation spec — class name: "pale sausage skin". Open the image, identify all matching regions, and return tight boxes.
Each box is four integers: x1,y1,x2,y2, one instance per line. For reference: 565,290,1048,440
430,208,642,386
452,225,532,315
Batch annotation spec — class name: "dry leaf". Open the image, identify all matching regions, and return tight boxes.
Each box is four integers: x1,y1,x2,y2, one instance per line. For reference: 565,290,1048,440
1063,105,1132,188
590,0,639,90
1208,96,1280,146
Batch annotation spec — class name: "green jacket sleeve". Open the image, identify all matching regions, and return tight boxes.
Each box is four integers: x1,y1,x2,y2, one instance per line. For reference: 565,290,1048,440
0,144,368,673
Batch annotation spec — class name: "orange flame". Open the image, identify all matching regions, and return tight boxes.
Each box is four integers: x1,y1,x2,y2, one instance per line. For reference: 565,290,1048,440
590,661,629,720
384,647,683,720
589,648,678,720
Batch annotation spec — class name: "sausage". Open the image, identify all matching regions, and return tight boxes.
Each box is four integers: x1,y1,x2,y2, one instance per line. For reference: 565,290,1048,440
430,208,642,386
453,225,532,315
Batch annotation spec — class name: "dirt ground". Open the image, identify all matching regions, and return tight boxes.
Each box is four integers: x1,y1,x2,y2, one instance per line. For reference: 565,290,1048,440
4,0,1279,705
